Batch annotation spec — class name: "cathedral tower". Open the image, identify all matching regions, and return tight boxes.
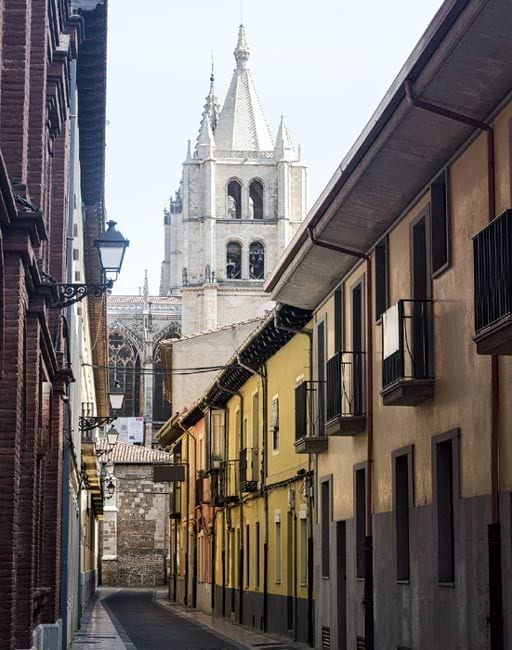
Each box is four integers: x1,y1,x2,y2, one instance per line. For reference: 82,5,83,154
160,25,307,335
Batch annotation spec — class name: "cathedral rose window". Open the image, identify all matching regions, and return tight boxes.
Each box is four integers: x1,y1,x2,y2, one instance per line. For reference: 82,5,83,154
249,241,265,279
226,241,242,279
249,179,264,219
227,180,242,219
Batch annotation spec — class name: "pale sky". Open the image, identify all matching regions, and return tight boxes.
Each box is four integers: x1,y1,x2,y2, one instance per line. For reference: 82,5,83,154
105,0,444,295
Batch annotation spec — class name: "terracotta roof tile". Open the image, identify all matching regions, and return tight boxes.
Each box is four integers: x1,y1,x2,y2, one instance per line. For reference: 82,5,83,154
97,440,170,464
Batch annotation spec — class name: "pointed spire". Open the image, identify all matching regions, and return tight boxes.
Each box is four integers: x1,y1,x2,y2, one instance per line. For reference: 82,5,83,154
215,25,273,151
274,115,296,160
196,113,215,158
234,24,250,70
186,139,192,160
143,269,149,307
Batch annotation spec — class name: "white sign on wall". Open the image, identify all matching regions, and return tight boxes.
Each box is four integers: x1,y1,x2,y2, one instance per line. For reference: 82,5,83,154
116,417,144,444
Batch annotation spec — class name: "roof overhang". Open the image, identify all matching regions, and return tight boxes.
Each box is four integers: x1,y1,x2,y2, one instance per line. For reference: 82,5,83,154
266,0,512,310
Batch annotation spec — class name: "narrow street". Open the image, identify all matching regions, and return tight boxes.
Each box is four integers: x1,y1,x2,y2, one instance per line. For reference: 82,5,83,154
104,590,244,650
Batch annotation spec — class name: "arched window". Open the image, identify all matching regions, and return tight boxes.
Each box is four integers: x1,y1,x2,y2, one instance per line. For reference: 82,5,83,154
227,180,242,219
226,241,242,279
249,242,265,279
108,330,141,417
153,346,171,424
249,179,263,220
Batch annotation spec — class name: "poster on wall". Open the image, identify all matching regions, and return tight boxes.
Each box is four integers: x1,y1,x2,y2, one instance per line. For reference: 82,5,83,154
116,416,144,444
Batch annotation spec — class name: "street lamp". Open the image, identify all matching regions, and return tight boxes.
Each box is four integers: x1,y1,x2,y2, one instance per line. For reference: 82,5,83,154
96,425,120,458
105,479,115,499
47,220,129,308
105,425,119,447
109,380,125,411
95,221,130,281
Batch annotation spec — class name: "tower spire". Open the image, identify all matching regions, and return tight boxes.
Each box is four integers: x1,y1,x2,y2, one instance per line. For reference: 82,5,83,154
234,24,250,70
195,59,220,154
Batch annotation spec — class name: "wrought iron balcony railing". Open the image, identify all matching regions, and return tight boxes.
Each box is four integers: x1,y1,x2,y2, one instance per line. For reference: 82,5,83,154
239,448,258,492
473,209,512,354
219,460,239,504
294,381,328,453
381,299,434,406
325,351,366,435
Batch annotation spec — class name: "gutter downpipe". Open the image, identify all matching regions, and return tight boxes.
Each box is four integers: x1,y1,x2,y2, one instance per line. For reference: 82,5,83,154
273,312,314,643
404,80,502,650
216,379,244,624
177,421,197,608
236,356,268,631
307,224,374,649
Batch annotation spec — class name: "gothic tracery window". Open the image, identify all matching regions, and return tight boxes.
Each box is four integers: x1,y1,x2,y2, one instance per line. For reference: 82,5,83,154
152,328,178,423
249,241,265,279
108,330,141,417
226,241,242,279
227,180,242,219
249,179,263,220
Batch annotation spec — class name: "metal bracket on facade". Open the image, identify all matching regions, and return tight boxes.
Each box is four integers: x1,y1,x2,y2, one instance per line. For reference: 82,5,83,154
78,415,117,432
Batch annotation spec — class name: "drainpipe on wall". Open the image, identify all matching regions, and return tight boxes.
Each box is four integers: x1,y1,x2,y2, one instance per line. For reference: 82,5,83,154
235,356,268,631
273,310,314,643
177,421,197,608
216,379,244,623
404,80,503,650
307,225,375,649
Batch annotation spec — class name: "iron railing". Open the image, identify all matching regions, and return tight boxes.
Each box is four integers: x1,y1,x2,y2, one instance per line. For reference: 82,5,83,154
326,351,365,421
239,448,258,490
294,380,325,440
195,475,204,506
381,299,433,388
220,460,239,501
473,209,512,332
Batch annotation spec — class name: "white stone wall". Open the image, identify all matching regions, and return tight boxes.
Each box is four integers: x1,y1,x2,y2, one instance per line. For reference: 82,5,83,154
166,318,261,412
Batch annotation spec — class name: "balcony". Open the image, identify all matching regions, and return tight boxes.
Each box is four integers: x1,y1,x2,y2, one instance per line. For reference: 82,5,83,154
239,448,258,492
294,381,328,454
195,474,205,506
381,299,434,406
473,210,512,354
325,352,366,436
219,460,239,505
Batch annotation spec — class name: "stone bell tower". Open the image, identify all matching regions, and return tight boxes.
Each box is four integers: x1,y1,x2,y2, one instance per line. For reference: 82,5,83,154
160,25,307,335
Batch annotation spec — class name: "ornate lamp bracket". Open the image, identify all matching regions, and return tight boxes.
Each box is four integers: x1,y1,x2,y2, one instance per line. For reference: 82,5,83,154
79,415,117,432
50,279,114,308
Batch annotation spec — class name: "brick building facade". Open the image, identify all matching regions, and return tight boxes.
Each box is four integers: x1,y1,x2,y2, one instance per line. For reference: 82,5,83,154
0,1,109,648
99,442,171,588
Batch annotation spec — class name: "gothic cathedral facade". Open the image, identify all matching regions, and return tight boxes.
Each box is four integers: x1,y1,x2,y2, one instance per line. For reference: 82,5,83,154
160,26,307,335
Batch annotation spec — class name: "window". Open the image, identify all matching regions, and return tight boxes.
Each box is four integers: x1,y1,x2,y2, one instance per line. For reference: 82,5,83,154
275,517,282,583
227,179,242,219
431,170,450,276
255,521,260,589
108,330,141,417
249,179,264,219
351,282,365,415
245,524,250,587
249,241,265,279
242,417,248,450
271,396,279,450
355,466,366,579
321,479,331,578
375,237,388,321
252,392,259,449
299,515,308,585
334,286,343,352
435,434,456,583
235,408,241,454
210,409,226,463
393,448,412,581
316,321,326,433
226,241,242,279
